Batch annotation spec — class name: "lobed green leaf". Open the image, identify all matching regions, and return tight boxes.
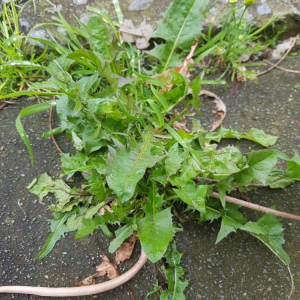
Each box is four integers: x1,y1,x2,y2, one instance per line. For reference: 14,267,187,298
106,130,162,203
138,207,175,263
38,212,73,259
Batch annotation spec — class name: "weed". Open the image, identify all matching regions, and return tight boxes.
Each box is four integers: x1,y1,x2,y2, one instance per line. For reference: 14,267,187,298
0,0,47,96
1,0,299,298
195,0,284,81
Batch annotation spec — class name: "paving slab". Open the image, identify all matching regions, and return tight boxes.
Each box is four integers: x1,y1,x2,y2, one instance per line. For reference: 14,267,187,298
177,56,300,300
0,102,157,300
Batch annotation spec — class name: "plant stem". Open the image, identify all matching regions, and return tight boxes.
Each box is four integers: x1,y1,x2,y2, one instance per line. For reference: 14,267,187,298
204,0,219,14
0,248,147,297
218,63,231,80
237,6,247,30
156,108,187,135
231,4,236,29
211,192,300,221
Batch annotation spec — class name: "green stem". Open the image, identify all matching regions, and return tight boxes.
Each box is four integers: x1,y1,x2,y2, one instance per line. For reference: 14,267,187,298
156,108,187,135
231,4,236,29
250,15,279,37
154,134,172,140
165,195,180,201
237,6,248,30
218,63,231,80
204,0,219,14
288,266,295,300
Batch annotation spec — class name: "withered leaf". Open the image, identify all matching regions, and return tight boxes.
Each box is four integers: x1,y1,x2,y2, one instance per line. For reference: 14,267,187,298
172,121,191,133
271,37,295,59
200,90,226,132
115,232,137,265
75,275,96,286
171,112,190,133
120,19,154,49
96,254,118,279
174,43,198,78
99,204,113,215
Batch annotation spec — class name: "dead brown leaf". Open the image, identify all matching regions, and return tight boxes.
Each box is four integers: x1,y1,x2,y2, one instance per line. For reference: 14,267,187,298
172,121,191,133
200,90,226,132
75,254,118,286
236,66,247,82
99,205,113,215
171,112,190,133
153,43,198,91
115,232,137,265
120,19,154,49
174,43,198,78
75,275,96,286
96,255,118,280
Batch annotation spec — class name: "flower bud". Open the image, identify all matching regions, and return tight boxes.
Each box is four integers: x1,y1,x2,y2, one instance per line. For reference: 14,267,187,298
244,0,255,5
230,0,237,3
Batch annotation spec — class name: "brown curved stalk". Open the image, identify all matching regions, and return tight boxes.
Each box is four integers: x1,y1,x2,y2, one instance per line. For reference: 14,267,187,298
212,192,300,221
257,35,298,76
0,248,147,297
263,59,300,74
49,107,63,154
0,102,8,111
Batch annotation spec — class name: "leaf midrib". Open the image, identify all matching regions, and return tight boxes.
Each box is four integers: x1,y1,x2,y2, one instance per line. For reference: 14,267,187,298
122,130,152,195
163,0,195,72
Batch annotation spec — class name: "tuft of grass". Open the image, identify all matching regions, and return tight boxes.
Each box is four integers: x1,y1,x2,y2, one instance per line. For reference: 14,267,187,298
195,1,284,81
0,0,47,97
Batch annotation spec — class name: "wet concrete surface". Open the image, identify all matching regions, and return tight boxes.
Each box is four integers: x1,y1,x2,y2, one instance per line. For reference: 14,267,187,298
1,55,300,300
0,103,157,299
176,56,300,300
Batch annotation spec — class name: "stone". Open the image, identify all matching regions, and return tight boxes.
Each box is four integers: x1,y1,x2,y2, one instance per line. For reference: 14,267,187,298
18,0,300,42
19,0,172,36
128,0,154,11
205,0,300,36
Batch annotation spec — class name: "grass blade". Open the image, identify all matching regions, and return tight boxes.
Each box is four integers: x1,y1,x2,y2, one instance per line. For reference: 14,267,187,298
16,102,56,164
147,99,165,128
0,91,62,100
150,85,169,111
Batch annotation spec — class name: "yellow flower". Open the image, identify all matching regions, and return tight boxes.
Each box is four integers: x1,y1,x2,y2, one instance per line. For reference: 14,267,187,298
244,0,255,5
230,0,237,3
216,47,225,54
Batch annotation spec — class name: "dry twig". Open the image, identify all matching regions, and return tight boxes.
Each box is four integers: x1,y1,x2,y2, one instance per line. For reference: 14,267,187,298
263,59,300,74
257,35,298,76
212,192,300,221
0,102,8,111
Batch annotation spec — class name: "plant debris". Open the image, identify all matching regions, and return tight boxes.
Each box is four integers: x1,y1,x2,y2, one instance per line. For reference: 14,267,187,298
120,19,154,49
200,90,226,131
96,255,118,280
115,233,137,265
